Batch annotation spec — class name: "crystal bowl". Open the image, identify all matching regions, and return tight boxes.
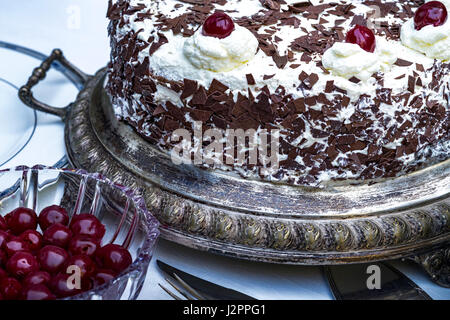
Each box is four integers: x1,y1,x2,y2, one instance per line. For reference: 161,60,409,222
0,165,160,300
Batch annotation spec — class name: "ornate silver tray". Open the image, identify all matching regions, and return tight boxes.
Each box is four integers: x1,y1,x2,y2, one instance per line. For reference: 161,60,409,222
19,50,450,286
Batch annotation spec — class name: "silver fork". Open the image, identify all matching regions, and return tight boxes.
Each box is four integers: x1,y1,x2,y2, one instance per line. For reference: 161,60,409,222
159,273,207,300
156,260,256,300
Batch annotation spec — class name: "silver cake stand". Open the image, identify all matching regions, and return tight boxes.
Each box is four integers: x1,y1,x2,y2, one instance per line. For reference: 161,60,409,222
19,50,450,287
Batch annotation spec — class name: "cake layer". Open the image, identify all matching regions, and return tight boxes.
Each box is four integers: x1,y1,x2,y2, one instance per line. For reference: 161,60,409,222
106,0,450,186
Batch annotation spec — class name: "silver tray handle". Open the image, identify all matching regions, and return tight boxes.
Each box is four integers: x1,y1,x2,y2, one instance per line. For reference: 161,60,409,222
18,49,90,120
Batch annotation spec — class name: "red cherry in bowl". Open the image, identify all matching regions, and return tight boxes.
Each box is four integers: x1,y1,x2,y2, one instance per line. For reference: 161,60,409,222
5,207,37,235
21,284,55,300
65,254,96,279
43,223,72,248
96,244,132,273
3,237,30,257
345,25,376,53
39,205,69,231
38,245,69,274
202,11,235,39
6,251,39,278
68,235,100,257
0,268,6,280
0,277,22,300
0,216,7,231
0,250,6,268
92,269,116,287
20,230,43,252
0,231,9,248
414,1,448,30
70,214,105,239
23,271,52,287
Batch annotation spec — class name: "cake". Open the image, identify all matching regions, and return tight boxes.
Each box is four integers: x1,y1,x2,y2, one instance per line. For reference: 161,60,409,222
106,0,450,186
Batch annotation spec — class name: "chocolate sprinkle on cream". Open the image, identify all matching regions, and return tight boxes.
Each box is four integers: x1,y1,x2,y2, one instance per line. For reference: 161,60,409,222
246,74,256,85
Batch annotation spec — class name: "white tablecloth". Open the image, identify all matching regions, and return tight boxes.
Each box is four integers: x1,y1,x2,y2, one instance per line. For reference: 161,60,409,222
0,0,448,300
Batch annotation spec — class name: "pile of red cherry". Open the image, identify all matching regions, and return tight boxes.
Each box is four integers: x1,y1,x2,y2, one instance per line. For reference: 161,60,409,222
0,205,132,300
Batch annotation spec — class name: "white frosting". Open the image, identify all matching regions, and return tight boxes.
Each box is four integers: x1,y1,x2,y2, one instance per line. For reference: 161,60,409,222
400,0,450,61
322,38,397,81
183,25,259,72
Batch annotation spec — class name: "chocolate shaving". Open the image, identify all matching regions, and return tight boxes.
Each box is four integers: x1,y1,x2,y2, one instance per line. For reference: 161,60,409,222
190,86,208,106
351,15,367,26
149,34,168,55
308,73,319,87
348,76,361,84
407,75,416,93
260,0,281,11
325,80,334,93
181,79,198,99
394,58,413,67
208,79,229,94
273,53,288,69
246,74,256,85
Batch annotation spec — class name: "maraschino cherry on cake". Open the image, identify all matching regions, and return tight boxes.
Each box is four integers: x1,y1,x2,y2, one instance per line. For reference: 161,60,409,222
106,0,450,186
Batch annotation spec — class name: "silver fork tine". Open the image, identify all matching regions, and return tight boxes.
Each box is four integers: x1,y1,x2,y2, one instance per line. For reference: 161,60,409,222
165,277,196,300
159,273,208,300
158,283,183,300
173,273,206,300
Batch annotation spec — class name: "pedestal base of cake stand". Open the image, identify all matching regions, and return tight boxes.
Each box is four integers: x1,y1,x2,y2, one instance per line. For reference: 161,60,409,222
19,51,450,287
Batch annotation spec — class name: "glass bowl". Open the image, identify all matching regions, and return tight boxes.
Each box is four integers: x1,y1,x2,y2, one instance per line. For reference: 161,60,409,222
0,165,160,300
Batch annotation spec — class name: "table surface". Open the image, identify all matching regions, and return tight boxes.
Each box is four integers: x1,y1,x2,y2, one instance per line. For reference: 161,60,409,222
0,0,449,300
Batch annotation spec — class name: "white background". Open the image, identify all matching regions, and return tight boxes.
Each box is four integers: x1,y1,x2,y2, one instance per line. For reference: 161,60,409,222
0,1,449,300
